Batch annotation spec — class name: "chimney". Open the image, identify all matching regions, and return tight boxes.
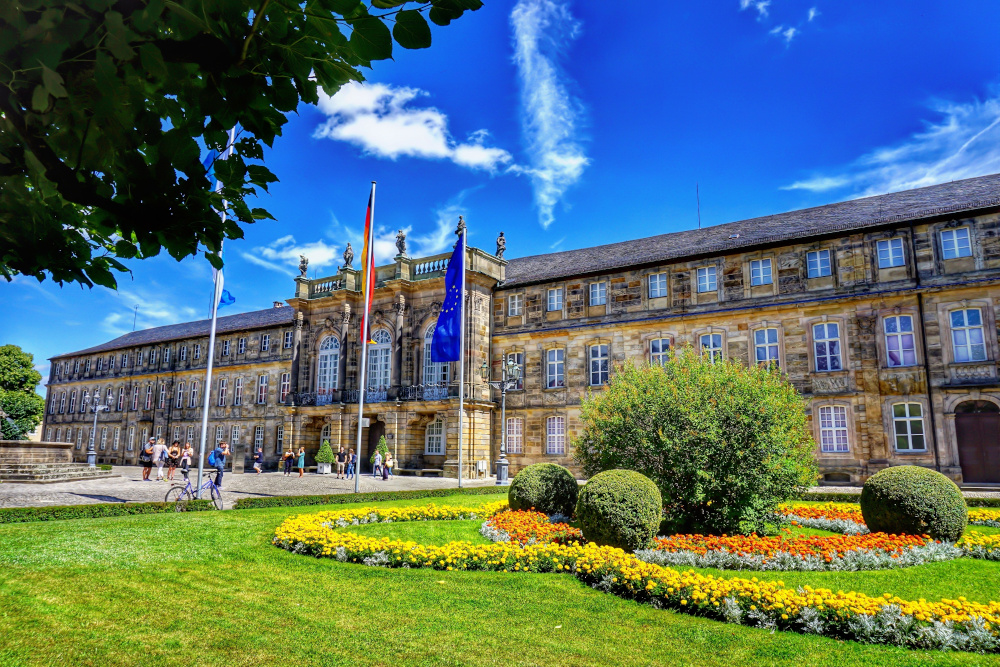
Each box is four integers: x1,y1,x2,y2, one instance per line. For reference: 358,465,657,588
273,301,284,308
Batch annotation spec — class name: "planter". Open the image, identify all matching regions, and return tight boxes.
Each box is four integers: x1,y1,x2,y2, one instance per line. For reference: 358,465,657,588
317,462,332,475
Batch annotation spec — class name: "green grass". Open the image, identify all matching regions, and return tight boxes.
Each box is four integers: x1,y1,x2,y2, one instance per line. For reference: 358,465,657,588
346,519,491,546
1,491,999,666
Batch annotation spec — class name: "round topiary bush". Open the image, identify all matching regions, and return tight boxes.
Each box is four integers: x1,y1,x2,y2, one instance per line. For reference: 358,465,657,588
508,463,579,517
575,469,662,551
860,465,967,541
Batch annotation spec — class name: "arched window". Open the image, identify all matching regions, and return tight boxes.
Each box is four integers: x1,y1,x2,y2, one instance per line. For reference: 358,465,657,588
367,329,392,390
317,336,341,393
423,325,450,399
320,423,331,447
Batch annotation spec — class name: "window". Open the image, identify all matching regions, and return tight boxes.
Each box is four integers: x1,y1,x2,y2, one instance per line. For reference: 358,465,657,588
96,357,103,372
180,346,187,362
589,344,609,385
222,340,231,356
283,331,293,349
877,238,905,268
697,266,717,293
506,352,524,390
884,315,916,367
754,328,780,367
589,282,607,306
508,294,523,316
85,359,91,374
127,426,135,451
506,417,524,454
218,378,228,406
172,426,180,444
813,322,843,372
941,228,972,260
157,382,166,409
58,391,66,413
254,425,264,449
546,349,565,388
367,330,392,390
215,425,224,444
750,259,772,286
546,416,566,454
68,390,77,413
113,427,120,451
276,425,284,453
195,344,201,359
116,387,125,411
45,428,52,441
137,351,144,366
73,360,79,374
76,429,83,450
806,250,832,278
650,338,671,366
231,425,240,444
547,288,563,312
99,427,108,451
48,394,55,414
144,385,153,410
149,348,157,365
261,334,270,351
66,428,74,444
257,374,268,404
105,387,114,406
175,382,185,409
108,355,115,370
121,353,128,368
131,386,139,410
951,309,987,362
54,428,60,442
648,273,668,298
700,333,723,364
425,419,445,455
234,377,243,406
423,326,450,388
141,428,149,446
316,336,340,392
163,348,170,364
238,338,246,354
81,390,89,413
280,373,291,403
818,405,849,453
184,426,193,444
893,403,925,451
189,381,199,408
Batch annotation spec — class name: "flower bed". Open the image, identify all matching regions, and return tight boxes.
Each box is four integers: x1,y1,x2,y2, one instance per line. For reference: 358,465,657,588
481,508,583,545
274,501,1000,653
779,503,1000,534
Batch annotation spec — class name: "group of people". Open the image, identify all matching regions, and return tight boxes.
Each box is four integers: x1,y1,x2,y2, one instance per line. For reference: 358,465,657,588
372,449,394,480
335,446,357,479
139,437,193,482
280,447,307,476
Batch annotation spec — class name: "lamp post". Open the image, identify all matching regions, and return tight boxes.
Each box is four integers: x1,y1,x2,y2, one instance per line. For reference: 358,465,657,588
480,353,521,486
87,396,109,468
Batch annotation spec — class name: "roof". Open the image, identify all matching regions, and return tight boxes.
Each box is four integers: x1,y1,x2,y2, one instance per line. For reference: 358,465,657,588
503,173,1000,287
52,307,295,360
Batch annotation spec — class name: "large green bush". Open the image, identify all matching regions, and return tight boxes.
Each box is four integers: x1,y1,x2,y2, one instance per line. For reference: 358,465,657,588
575,469,662,551
315,441,335,464
508,463,579,517
574,348,817,535
860,466,967,541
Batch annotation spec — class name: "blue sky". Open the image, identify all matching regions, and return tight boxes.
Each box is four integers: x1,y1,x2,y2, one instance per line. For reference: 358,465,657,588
5,0,1000,388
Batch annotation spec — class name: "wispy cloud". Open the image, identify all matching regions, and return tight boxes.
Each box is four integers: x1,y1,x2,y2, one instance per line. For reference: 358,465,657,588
313,82,513,172
511,0,590,230
102,287,200,337
769,25,798,45
739,0,771,20
240,235,341,277
549,236,565,250
782,91,1000,196
807,6,820,21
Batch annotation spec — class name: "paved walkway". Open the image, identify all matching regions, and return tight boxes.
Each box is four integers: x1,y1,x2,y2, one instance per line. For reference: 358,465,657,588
0,466,500,509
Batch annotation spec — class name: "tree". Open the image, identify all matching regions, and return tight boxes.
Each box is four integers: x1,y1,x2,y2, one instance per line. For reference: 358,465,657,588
0,0,481,288
0,344,46,439
574,348,818,535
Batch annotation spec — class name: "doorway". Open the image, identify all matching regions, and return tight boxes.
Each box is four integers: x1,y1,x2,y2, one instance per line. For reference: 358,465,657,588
366,418,385,472
956,401,1000,484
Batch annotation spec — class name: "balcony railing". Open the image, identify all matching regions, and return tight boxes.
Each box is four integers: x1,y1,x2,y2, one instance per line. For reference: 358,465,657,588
399,383,457,401
342,388,388,404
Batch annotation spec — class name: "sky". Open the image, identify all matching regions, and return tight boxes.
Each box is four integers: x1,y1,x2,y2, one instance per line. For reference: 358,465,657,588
4,0,1000,390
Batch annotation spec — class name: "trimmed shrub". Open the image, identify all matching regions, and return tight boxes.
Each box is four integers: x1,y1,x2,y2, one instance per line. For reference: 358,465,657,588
315,441,335,464
575,349,817,535
508,463,579,517
576,469,662,551
233,486,507,510
0,500,213,524
860,466,967,541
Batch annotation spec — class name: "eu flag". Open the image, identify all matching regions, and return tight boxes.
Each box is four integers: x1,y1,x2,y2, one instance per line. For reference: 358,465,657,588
431,233,464,362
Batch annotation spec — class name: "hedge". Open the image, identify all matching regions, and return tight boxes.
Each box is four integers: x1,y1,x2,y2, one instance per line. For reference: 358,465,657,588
0,499,214,524
859,466,967,541
232,485,508,510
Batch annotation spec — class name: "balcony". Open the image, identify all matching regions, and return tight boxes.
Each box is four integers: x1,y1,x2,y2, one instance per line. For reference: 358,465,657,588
343,388,388,404
399,383,457,401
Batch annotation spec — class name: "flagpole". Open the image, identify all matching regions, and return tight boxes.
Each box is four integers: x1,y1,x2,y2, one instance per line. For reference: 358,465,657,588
457,222,466,489
354,181,376,494
196,127,235,499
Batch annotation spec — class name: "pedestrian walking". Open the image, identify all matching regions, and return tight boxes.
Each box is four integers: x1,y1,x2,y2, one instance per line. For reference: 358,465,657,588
384,451,393,479
209,440,230,490
140,437,155,481
166,441,181,482
180,442,193,480
282,449,294,476
297,446,305,478
152,438,169,481
372,450,382,479
253,447,264,474
335,445,347,479
346,448,356,479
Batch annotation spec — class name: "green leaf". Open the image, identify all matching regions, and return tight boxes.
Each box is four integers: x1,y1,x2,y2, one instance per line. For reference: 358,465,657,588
251,207,276,220
348,16,392,61
30,85,50,112
138,43,167,79
371,0,409,7
40,63,67,98
392,10,431,49
428,6,456,26
103,11,135,61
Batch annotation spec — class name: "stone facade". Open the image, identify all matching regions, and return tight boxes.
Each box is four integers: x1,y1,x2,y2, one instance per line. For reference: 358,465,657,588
41,174,1000,484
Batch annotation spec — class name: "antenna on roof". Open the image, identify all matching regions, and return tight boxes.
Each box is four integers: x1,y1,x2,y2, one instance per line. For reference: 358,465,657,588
132,305,139,332
696,183,702,230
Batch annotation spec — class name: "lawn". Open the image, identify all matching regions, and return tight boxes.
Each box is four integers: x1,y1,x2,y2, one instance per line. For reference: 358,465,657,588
1,492,999,666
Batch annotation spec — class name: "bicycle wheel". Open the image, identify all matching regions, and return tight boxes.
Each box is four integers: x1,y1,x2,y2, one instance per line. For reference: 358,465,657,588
209,484,224,510
165,485,192,511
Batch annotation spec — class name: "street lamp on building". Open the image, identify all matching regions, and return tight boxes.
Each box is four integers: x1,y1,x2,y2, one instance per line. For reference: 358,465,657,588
480,354,521,486
87,396,110,468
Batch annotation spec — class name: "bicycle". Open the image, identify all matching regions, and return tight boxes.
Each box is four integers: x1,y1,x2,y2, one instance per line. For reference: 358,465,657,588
165,470,224,511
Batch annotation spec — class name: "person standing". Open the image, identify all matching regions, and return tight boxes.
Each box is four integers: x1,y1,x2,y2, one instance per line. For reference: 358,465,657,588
372,450,382,479
152,438,169,481
335,445,347,479
166,441,181,482
296,446,306,478
210,441,230,490
180,442,194,480
384,451,393,479
140,437,155,481
282,449,294,476
345,448,356,480
253,447,264,474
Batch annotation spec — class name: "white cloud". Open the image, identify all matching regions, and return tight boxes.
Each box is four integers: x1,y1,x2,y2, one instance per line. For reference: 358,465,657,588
782,91,1000,196
313,82,513,172
807,6,820,21
240,235,341,277
411,188,482,257
511,0,590,230
740,0,771,20
102,287,200,337
769,25,798,44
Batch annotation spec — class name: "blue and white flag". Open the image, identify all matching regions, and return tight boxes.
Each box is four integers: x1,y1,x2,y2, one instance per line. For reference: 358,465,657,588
219,290,235,309
431,233,464,362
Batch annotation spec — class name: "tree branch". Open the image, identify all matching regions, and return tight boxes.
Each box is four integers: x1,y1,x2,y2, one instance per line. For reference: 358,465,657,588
238,0,272,67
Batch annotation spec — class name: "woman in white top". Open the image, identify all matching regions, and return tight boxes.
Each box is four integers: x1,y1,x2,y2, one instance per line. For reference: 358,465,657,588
152,438,169,481
180,442,194,479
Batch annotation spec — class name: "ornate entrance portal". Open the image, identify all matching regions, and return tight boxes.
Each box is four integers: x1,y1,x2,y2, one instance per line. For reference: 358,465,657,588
956,401,1000,484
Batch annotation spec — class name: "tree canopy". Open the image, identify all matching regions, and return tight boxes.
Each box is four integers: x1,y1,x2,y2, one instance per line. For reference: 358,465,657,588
0,0,481,289
0,344,46,439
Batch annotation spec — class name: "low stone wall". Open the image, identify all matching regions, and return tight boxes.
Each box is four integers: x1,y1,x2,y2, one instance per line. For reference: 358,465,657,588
0,440,73,464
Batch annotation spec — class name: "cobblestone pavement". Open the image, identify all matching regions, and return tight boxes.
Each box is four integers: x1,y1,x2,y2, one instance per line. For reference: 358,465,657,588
0,466,500,509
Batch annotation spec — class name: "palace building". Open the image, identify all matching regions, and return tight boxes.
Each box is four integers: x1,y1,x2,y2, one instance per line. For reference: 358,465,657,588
42,174,1000,485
